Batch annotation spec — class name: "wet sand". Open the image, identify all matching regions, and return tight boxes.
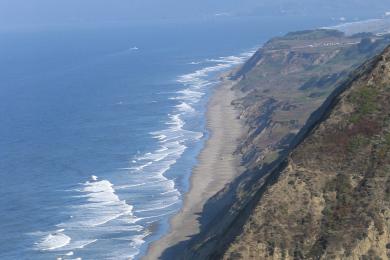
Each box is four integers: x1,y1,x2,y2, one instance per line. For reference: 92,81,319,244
144,81,244,259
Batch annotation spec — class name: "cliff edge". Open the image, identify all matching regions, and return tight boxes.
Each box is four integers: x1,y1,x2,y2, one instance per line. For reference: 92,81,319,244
222,44,390,260
165,31,390,260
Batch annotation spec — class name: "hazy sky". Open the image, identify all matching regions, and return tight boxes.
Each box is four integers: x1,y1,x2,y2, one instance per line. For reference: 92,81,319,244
1,0,390,28
0,0,252,25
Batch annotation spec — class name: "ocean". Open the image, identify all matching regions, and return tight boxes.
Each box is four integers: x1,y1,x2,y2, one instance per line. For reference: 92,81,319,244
0,16,347,259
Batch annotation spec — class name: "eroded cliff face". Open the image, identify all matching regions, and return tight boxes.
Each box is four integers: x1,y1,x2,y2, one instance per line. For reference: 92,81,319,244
160,30,390,260
163,30,390,260
223,45,390,260
232,30,390,170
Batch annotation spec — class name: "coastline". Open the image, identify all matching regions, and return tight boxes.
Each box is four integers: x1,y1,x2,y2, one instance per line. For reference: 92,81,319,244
143,79,245,259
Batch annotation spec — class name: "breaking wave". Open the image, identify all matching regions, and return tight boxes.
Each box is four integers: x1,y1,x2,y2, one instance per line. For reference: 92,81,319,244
31,49,254,260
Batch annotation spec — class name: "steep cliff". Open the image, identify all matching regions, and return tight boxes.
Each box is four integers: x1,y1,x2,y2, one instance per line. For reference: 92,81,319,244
223,45,390,260
233,29,390,170
162,30,390,259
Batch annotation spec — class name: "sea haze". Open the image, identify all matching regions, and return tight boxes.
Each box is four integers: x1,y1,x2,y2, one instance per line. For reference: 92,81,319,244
0,16,335,259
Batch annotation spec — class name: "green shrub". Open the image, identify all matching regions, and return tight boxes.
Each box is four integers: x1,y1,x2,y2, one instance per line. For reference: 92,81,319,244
349,86,379,123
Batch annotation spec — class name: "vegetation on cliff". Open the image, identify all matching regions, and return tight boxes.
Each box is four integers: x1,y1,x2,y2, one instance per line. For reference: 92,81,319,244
160,29,390,260
222,45,390,260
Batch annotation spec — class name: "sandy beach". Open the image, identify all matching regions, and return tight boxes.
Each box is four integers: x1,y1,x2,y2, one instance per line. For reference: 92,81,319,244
144,80,245,259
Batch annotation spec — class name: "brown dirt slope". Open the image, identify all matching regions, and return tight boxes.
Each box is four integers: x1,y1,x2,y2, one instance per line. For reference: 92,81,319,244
222,45,390,260
159,30,390,260
233,29,390,170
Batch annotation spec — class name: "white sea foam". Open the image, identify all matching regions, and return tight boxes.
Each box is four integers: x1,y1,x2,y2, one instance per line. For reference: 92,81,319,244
130,234,147,248
115,179,164,189
65,179,137,228
108,51,255,259
37,232,71,251
33,178,144,258
73,239,98,249
154,134,167,140
120,50,254,223
32,49,254,260
175,102,195,113
170,89,205,103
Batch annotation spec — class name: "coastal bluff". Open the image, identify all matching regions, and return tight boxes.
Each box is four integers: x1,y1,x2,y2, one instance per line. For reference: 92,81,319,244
157,29,390,259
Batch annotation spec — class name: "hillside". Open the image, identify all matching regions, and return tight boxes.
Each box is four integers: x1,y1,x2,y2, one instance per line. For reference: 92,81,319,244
223,44,390,260
233,29,390,170
160,30,390,259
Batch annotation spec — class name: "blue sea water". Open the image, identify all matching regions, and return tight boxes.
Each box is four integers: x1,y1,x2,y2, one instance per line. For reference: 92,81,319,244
0,16,344,259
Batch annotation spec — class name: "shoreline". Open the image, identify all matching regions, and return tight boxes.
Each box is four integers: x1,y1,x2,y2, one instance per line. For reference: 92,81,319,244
143,79,245,259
